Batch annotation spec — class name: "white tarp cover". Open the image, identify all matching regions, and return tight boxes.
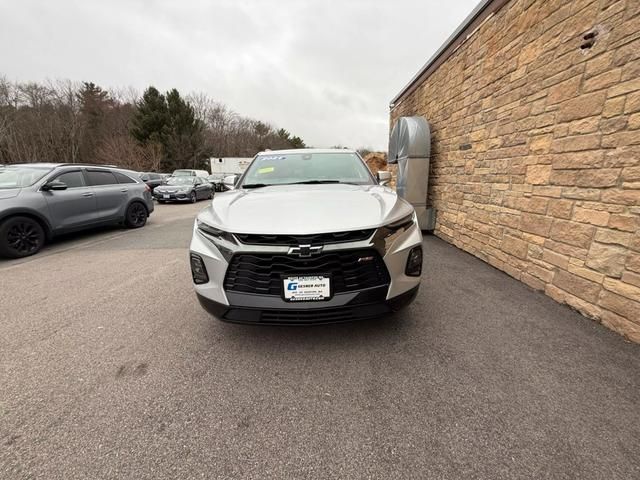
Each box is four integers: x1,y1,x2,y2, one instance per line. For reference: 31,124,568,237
388,116,431,229
388,116,430,163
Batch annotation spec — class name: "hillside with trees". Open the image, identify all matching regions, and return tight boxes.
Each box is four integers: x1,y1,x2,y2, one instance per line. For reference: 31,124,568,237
0,76,306,172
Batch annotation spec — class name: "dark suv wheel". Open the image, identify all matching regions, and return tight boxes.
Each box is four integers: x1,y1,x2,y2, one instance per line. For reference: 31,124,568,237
0,216,46,258
125,202,148,228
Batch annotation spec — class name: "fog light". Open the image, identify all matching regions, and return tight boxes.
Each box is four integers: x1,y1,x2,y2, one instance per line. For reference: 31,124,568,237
190,253,209,284
405,246,423,276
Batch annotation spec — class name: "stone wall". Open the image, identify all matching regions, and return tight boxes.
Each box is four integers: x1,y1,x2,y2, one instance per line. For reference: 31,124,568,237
390,0,640,341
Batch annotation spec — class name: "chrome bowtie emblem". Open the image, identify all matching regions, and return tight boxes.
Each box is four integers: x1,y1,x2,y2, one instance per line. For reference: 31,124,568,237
288,244,323,258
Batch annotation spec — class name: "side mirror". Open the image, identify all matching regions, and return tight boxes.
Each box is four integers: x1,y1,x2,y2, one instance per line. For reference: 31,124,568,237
222,175,238,191
42,180,68,191
377,170,392,186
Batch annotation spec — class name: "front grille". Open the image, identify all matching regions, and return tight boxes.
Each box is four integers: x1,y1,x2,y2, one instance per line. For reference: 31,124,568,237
223,249,390,296
234,229,374,246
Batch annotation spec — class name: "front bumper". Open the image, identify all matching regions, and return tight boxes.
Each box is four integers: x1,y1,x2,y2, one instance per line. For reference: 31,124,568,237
196,286,418,325
190,220,423,325
154,191,191,201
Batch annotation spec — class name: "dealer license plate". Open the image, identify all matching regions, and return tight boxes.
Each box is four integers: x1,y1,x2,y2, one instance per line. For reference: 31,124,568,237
283,275,331,302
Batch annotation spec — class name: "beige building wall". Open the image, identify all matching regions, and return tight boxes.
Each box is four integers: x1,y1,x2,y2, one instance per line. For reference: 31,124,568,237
391,0,640,341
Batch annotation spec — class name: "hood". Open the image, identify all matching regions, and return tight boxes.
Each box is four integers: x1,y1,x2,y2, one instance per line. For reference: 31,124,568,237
199,184,413,234
0,188,21,200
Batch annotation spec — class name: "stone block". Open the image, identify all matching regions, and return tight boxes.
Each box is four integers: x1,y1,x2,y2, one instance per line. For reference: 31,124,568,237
585,242,627,277
553,269,601,301
521,213,553,236
525,164,552,185
557,91,606,122
573,207,610,226
550,220,595,248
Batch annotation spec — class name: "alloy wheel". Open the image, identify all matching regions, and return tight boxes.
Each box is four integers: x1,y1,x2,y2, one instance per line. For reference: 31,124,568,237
7,221,42,255
128,203,147,227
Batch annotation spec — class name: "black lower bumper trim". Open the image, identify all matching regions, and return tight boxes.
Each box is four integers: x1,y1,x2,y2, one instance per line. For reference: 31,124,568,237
196,286,418,326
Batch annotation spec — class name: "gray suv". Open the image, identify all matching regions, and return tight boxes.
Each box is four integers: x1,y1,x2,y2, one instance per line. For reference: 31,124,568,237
0,163,154,258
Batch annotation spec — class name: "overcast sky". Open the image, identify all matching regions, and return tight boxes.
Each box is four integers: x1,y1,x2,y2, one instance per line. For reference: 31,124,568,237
0,0,478,151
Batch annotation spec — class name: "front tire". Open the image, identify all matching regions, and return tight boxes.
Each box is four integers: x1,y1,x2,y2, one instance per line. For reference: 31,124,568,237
125,202,148,228
190,191,197,203
0,216,45,258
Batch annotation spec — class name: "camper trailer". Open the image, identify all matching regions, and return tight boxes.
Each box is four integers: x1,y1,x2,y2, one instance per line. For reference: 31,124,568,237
208,157,253,191
209,157,253,175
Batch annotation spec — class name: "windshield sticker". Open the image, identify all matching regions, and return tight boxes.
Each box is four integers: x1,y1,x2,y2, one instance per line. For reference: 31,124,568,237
258,166,275,174
259,156,286,161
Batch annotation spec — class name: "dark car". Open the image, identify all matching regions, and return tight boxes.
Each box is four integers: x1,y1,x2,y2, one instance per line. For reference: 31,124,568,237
0,163,154,258
207,173,227,192
139,172,164,191
153,176,213,203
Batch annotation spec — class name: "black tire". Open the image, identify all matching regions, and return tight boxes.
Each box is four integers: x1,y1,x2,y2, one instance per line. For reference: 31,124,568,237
190,191,197,203
125,202,148,228
0,216,45,258
208,190,213,199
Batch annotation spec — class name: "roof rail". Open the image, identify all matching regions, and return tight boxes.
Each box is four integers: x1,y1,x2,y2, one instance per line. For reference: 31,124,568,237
57,163,124,168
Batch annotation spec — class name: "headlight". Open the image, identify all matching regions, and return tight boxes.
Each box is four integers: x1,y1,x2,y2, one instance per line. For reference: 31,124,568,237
371,211,418,256
197,219,225,237
386,212,416,230
196,219,236,261
190,253,209,284
405,246,423,276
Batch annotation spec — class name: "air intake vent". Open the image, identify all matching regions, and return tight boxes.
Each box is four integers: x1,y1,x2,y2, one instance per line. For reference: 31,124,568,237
234,229,374,246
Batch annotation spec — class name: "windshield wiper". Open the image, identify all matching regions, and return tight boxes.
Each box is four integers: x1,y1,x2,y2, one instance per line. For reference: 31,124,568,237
242,183,273,189
286,180,342,185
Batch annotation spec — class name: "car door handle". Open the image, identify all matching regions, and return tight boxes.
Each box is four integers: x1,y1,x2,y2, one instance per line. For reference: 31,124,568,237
82,192,94,197
120,188,128,193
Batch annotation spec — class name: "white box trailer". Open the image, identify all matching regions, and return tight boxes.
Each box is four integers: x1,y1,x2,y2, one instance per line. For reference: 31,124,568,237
209,157,253,175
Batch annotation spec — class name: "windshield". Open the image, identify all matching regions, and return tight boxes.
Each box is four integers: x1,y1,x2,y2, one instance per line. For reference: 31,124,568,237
0,165,53,189
172,170,193,176
240,152,375,188
166,176,195,186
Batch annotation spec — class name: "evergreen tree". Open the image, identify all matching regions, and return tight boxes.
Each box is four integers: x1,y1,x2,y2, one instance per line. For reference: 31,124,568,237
165,88,205,169
77,82,113,161
289,135,305,149
130,86,169,147
131,86,208,171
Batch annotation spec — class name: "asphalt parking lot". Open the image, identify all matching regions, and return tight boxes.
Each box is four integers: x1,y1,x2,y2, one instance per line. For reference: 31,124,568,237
1,202,639,480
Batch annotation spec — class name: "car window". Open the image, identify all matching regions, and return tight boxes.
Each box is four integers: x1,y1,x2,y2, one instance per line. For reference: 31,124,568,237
54,171,85,188
166,176,195,186
86,170,118,186
113,171,136,184
240,152,375,187
150,174,161,180
0,165,53,189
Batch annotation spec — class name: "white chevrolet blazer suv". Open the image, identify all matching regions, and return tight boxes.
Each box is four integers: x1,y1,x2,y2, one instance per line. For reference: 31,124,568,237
189,149,423,325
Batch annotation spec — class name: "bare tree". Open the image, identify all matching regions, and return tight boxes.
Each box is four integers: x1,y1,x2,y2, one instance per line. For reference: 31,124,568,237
0,75,306,167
